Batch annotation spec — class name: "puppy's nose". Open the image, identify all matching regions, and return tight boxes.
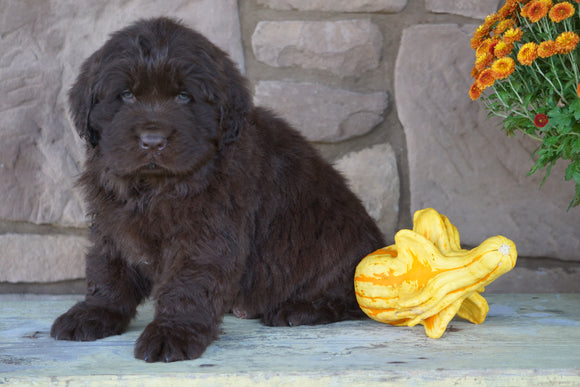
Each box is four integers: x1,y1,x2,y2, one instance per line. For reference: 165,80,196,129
140,133,167,152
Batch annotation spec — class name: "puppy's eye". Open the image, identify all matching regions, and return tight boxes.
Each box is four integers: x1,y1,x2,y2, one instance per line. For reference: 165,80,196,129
120,90,136,103
175,91,191,104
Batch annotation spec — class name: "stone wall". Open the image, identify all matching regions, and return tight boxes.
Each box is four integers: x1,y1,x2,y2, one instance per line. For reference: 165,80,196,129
1,0,579,292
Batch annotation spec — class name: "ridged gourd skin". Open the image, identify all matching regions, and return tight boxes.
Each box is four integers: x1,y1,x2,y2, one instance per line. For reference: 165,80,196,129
354,208,517,338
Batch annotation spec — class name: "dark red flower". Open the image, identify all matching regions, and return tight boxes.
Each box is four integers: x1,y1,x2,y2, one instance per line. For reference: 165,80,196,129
534,113,548,128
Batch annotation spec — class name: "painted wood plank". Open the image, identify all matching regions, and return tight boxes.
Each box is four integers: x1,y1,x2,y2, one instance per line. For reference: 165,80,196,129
1,294,579,386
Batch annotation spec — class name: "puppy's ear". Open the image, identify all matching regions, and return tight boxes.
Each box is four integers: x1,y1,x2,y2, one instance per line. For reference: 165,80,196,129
218,60,252,146
68,52,101,148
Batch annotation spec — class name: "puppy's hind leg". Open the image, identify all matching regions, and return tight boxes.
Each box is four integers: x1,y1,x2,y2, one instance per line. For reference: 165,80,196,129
262,296,365,327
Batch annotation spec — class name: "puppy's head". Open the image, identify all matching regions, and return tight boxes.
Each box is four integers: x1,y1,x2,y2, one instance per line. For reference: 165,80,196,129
69,17,251,178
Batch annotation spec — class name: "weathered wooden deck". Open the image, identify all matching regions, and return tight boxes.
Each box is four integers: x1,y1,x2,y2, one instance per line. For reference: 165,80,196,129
1,294,579,386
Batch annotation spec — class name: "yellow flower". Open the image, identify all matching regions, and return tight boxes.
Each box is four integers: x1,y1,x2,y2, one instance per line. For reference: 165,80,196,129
549,2,575,22
494,41,514,58
522,0,550,22
503,28,523,44
476,68,495,90
517,42,539,65
538,40,557,58
469,83,483,100
555,31,580,54
491,57,516,80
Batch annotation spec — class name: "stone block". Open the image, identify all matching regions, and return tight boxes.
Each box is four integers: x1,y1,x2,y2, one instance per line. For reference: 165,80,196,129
0,234,88,283
487,259,580,293
252,20,383,78
0,0,243,227
334,143,400,240
256,0,408,13
425,0,499,19
395,24,580,261
254,81,388,143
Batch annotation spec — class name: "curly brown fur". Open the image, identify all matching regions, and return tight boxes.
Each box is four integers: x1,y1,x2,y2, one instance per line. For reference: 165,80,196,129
51,17,386,363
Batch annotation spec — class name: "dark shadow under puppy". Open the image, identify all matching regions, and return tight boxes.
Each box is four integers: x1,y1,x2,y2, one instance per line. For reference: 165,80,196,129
50,17,386,362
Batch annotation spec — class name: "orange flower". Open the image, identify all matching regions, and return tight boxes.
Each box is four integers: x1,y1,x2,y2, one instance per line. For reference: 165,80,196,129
474,23,489,36
522,0,550,22
476,38,497,57
469,83,483,100
474,53,493,72
549,2,575,22
476,68,495,89
517,42,539,65
498,0,520,19
503,28,523,44
482,13,499,30
538,40,557,58
494,19,516,36
474,14,499,45
555,31,580,53
494,41,514,58
471,35,485,50
488,40,499,56
577,82,580,98
471,25,489,49
491,57,516,80
521,1,531,16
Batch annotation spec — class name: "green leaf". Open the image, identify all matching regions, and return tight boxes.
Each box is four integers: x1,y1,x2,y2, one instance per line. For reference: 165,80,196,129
567,180,580,210
548,107,574,129
570,99,580,120
566,161,580,182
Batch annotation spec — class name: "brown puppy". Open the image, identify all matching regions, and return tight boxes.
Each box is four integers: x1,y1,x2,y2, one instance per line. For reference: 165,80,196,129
51,17,385,362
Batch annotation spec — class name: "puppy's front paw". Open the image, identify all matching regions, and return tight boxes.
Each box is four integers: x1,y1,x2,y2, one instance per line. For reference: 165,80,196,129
51,302,130,341
135,320,212,362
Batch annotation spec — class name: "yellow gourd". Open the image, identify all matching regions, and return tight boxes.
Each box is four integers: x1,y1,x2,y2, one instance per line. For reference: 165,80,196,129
354,208,517,338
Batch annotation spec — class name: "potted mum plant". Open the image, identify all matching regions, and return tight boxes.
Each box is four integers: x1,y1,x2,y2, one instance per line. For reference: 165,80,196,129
470,0,580,209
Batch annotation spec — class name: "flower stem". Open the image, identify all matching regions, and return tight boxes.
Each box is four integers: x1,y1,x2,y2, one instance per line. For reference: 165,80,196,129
525,132,543,141
534,61,568,104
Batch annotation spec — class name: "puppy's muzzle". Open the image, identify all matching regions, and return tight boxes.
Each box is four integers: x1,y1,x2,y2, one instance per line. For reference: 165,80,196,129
140,133,168,152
